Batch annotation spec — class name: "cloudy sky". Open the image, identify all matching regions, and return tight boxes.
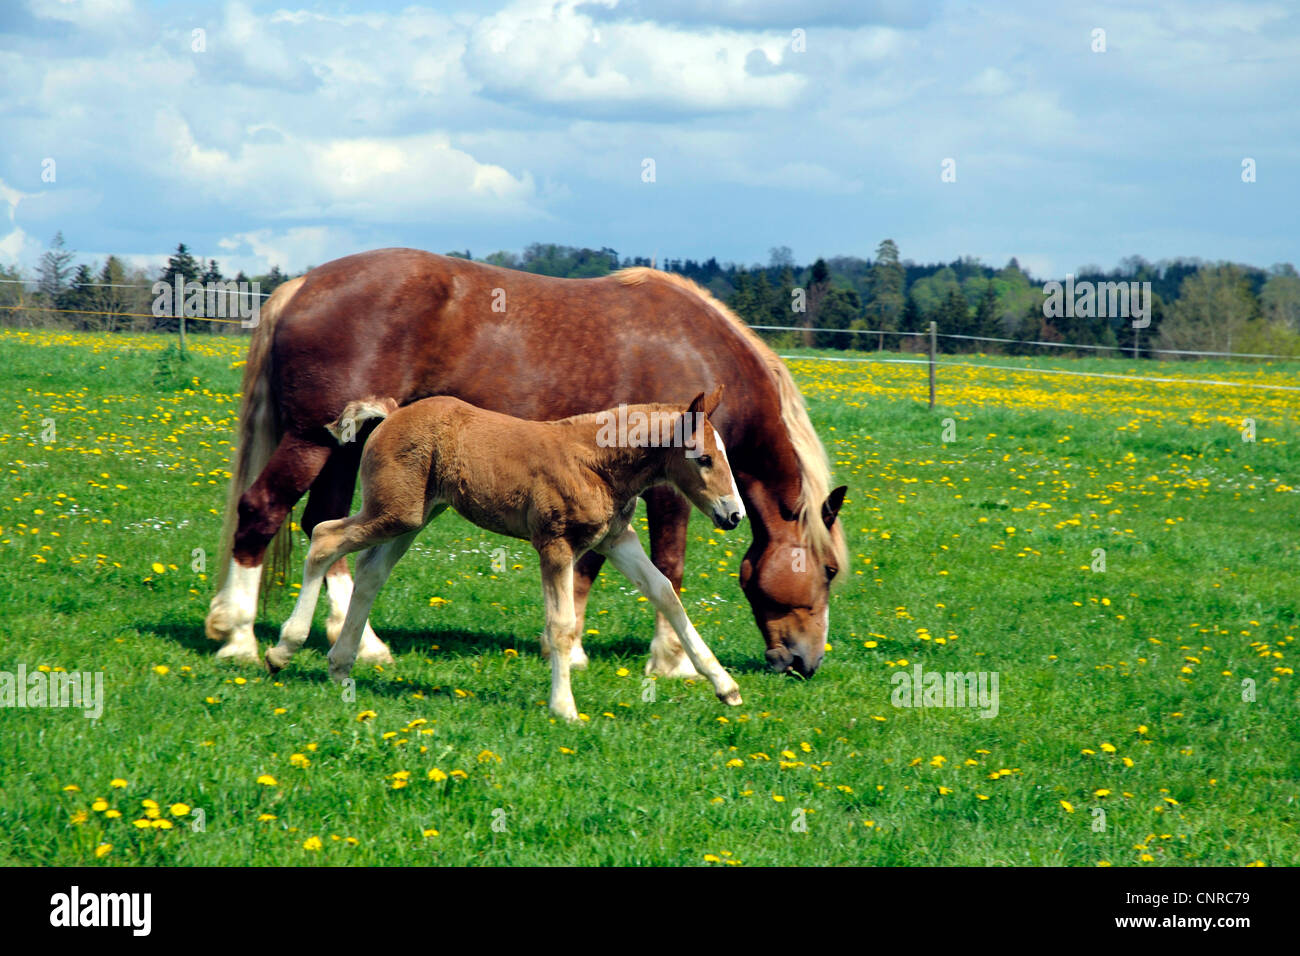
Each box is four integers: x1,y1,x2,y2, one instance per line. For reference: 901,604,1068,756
1,0,1296,279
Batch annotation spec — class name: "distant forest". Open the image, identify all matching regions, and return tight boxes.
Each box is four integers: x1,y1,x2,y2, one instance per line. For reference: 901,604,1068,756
4,235,1299,359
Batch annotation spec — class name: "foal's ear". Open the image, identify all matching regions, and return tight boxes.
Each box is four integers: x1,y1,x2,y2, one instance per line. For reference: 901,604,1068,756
685,385,724,421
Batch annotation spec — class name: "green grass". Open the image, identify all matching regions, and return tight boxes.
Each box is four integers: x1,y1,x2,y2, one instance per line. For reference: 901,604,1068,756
0,330,1296,866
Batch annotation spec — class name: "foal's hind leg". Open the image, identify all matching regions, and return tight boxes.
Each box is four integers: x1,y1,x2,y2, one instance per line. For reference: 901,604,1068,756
326,530,419,682
302,448,393,666
266,516,353,672
599,526,740,706
538,543,579,721
207,434,332,663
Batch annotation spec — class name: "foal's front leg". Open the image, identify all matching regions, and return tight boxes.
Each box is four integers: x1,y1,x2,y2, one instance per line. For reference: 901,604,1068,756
538,543,580,721
598,527,741,706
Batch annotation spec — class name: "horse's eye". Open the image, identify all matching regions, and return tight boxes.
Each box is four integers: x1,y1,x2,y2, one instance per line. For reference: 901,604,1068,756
697,455,713,468
825,565,838,581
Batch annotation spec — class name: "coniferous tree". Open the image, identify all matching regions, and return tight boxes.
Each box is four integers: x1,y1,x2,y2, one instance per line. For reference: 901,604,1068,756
975,281,1001,350
37,231,76,308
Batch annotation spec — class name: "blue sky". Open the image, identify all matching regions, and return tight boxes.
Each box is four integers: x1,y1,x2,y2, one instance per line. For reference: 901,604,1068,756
1,0,1296,278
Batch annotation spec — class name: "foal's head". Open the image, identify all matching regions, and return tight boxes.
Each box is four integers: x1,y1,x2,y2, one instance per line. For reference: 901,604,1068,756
664,386,745,532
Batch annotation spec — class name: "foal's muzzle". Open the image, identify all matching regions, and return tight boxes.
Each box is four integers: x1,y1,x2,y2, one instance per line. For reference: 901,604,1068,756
712,497,743,531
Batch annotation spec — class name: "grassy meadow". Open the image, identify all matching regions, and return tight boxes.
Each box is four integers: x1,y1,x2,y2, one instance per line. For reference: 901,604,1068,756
0,327,1296,866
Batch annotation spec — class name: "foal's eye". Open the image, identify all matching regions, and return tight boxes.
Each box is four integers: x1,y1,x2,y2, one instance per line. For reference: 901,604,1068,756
825,565,838,581
697,455,713,469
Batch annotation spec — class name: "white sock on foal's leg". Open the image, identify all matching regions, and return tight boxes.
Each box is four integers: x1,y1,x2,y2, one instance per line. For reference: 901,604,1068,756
600,528,740,705
326,533,416,682
208,561,264,662
266,546,332,671
324,564,394,665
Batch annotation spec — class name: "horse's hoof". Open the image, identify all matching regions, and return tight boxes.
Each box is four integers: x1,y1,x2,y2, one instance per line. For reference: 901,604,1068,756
644,656,702,680
718,687,743,706
355,646,394,667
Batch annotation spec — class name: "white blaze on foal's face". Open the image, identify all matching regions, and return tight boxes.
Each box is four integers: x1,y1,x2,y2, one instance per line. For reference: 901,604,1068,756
672,412,745,531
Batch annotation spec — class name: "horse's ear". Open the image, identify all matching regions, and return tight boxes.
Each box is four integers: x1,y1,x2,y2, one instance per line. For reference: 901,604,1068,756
703,384,724,417
685,391,706,417
822,485,847,528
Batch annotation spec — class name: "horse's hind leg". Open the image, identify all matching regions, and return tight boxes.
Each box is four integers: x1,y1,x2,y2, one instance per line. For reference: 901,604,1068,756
207,435,331,663
302,446,393,665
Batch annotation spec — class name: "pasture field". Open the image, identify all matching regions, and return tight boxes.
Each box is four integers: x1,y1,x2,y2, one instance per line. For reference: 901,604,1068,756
0,328,1296,866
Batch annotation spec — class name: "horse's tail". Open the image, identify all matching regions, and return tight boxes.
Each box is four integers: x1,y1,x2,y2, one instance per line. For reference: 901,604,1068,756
326,397,399,443
211,276,306,597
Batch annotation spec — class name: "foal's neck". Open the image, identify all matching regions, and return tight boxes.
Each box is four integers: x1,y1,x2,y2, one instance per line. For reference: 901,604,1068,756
563,405,678,503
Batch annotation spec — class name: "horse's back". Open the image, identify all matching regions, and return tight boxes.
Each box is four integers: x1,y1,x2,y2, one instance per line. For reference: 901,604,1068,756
269,248,777,456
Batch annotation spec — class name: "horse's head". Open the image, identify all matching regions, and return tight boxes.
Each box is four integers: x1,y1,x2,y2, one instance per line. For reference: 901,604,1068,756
664,386,745,532
739,484,847,677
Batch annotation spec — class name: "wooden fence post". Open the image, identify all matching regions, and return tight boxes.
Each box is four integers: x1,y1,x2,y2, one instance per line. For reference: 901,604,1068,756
928,320,937,409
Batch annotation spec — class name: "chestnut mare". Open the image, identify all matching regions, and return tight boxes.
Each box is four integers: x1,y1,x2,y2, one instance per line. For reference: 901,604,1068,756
266,389,745,720
205,248,847,677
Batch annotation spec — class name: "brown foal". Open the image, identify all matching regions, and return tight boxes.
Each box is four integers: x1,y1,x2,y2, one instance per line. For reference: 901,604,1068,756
265,387,746,720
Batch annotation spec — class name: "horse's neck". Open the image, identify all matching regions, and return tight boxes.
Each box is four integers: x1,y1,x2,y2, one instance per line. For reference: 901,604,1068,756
734,422,804,541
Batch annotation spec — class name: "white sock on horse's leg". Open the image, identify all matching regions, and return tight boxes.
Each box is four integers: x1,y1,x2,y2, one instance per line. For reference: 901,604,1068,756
209,560,264,662
646,612,701,679
324,563,393,664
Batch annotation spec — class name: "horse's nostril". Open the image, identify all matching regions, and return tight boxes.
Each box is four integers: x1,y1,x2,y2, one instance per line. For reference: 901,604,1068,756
728,511,741,526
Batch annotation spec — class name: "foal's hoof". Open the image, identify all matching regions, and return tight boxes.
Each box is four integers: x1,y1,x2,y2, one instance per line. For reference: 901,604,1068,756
264,647,289,675
718,687,743,707
327,660,353,684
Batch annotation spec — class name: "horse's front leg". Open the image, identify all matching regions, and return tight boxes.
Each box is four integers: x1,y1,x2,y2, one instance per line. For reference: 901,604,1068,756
538,544,579,721
643,487,700,679
598,526,741,706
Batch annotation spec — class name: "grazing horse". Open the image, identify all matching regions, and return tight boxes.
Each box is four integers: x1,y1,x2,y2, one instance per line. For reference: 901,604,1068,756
266,389,745,720
206,248,847,677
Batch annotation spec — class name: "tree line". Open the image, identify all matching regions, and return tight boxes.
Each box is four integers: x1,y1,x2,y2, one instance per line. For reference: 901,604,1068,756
4,235,1298,358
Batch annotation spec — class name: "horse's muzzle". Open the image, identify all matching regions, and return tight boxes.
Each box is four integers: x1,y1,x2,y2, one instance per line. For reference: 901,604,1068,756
766,645,820,678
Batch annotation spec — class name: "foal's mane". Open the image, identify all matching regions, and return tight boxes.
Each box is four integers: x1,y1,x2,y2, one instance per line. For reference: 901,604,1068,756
613,267,846,569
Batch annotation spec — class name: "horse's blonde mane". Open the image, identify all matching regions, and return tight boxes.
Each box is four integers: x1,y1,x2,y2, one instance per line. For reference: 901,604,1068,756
614,267,846,569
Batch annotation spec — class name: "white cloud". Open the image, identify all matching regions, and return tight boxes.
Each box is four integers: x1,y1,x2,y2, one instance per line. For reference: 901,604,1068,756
216,226,355,273
463,0,806,113
154,110,538,222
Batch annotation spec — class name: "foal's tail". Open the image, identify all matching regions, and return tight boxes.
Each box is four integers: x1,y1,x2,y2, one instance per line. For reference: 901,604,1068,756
326,397,399,444
211,276,306,593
